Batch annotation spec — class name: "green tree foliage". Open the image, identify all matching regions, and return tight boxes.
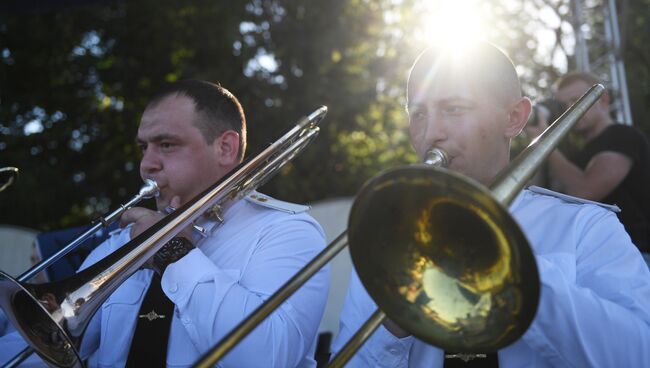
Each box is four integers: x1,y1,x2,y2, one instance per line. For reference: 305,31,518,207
1,1,251,229
1,0,648,231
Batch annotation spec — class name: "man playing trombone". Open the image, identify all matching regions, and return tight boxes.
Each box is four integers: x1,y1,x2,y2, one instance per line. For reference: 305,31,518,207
1,80,330,367
332,42,650,367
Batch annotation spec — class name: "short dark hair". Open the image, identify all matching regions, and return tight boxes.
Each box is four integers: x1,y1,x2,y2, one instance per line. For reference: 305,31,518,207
147,80,247,160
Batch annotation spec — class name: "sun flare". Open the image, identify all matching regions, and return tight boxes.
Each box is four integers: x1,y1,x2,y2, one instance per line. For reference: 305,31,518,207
418,0,487,51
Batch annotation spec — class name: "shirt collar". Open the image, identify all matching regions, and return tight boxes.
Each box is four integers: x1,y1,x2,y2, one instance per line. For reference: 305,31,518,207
509,189,528,213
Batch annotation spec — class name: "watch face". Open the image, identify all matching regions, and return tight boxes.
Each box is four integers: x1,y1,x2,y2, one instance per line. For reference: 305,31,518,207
154,237,194,274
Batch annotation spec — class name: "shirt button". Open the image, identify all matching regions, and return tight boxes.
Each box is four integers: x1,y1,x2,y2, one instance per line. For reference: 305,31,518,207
182,316,191,324
389,348,399,355
169,283,178,293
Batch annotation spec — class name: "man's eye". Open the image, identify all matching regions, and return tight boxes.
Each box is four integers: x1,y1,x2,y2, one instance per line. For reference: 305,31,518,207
138,143,147,152
160,142,174,150
411,110,427,120
444,106,465,114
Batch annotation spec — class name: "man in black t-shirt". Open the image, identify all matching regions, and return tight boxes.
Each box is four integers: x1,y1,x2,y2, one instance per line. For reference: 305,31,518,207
528,72,650,261
572,124,650,250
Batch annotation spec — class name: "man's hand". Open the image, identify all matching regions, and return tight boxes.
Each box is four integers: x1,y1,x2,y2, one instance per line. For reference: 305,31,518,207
120,205,165,239
120,195,195,274
120,196,192,239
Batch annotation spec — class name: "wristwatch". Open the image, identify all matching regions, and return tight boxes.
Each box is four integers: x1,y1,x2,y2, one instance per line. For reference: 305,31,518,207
152,237,194,275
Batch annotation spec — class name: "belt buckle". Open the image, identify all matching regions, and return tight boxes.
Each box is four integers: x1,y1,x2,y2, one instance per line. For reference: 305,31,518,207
444,352,488,363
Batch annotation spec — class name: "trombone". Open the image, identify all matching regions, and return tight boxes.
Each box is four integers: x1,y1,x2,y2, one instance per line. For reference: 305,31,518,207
19,179,160,283
0,106,328,368
2,179,159,367
192,84,605,368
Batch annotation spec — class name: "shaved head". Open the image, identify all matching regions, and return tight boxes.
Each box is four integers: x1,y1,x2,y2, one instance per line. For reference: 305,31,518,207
404,41,531,184
407,42,522,109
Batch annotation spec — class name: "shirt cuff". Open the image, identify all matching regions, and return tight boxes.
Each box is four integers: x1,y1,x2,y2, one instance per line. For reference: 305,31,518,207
160,248,235,308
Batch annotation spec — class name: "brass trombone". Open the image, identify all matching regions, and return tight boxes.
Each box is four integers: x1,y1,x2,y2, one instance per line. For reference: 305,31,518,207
0,106,328,368
192,84,605,368
2,179,159,367
19,179,160,283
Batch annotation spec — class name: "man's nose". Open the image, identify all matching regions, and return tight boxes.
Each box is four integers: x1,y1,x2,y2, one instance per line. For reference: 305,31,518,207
140,147,161,174
423,114,447,146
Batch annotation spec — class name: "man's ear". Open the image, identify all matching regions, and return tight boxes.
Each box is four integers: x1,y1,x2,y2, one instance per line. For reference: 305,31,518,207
214,130,240,167
504,97,532,139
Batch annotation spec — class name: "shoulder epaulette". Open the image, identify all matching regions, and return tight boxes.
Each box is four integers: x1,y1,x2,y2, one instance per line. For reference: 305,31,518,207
527,186,620,213
245,191,310,214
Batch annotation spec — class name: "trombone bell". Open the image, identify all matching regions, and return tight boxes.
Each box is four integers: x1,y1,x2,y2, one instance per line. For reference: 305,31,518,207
348,165,539,352
0,272,81,367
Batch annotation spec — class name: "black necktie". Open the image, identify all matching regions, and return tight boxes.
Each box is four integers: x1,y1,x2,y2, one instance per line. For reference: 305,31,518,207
126,274,174,367
443,351,499,368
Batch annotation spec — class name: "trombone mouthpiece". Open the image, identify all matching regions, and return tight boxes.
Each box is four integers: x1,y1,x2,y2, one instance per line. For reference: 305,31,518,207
139,179,160,199
423,148,449,167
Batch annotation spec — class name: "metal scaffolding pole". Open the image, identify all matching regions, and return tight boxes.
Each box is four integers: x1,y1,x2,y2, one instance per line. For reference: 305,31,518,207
570,0,633,125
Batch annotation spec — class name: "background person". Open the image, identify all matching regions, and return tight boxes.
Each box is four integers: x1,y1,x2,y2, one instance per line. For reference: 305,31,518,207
527,72,650,263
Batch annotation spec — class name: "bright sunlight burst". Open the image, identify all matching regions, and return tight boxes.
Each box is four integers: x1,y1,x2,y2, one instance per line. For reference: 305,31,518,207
417,0,488,50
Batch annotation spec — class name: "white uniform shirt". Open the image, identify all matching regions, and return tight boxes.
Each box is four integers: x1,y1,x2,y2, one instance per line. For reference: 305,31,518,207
332,189,650,367
1,195,329,368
